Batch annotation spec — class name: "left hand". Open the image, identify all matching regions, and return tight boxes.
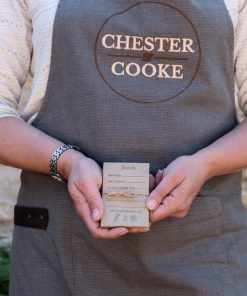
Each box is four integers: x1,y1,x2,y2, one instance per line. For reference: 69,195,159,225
146,155,210,224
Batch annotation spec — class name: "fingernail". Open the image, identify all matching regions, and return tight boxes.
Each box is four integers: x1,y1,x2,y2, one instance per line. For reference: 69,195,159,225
147,199,157,210
92,208,100,221
141,227,150,232
120,229,128,236
156,169,162,176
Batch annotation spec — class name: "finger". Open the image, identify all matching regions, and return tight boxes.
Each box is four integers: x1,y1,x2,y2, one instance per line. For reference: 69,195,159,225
71,186,129,239
150,203,189,223
146,173,183,211
79,202,129,239
149,174,156,192
155,169,163,186
128,227,150,233
150,183,190,223
105,227,129,239
97,168,103,190
150,194,177,223
75,181,104,221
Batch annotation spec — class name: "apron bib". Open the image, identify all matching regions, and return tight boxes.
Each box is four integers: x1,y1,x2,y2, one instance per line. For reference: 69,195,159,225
10,1,247,295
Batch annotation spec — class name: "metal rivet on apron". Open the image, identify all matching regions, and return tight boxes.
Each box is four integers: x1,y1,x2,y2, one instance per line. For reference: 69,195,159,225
27,214,32,219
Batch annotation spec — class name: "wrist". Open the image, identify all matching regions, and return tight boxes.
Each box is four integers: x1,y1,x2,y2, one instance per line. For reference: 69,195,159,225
49,144,85,182
57,148,86,181
190,151,215,182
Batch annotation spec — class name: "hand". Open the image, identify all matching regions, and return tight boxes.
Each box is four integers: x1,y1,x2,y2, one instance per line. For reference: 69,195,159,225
58,150,155,237
58,150,129,239
146,155,210,224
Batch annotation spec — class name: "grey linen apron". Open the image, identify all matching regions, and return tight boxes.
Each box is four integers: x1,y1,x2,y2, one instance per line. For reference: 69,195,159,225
10,1,247,295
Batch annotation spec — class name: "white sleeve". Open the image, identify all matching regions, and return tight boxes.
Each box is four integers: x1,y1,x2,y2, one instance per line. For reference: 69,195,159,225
0,0,32,119
235,0,247,117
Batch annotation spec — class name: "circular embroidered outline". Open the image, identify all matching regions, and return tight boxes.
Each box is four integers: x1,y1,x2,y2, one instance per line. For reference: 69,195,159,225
94,1,201,104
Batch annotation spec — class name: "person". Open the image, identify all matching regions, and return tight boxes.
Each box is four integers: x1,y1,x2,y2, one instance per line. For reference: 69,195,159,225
0,0,247,295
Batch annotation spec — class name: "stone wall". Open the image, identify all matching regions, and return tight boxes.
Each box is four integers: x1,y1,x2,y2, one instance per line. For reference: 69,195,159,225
0,167,21,246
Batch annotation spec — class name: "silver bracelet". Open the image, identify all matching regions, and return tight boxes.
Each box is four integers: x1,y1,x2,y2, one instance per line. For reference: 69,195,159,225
49,144,80,182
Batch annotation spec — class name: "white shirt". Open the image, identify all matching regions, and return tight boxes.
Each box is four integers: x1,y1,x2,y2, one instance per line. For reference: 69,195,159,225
0,0,247,122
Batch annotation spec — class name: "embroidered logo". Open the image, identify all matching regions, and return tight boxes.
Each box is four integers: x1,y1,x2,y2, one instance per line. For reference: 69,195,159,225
94,1,201,103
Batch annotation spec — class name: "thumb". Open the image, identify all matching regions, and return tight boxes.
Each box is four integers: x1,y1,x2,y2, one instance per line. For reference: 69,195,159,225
79,181,104,221
146,173,181,211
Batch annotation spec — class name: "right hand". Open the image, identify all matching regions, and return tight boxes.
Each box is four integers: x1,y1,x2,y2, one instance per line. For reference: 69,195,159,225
58,150,129,239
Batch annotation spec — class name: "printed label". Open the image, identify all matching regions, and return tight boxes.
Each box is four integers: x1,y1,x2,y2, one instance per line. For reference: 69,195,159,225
101,162,150,227
94,1,201,103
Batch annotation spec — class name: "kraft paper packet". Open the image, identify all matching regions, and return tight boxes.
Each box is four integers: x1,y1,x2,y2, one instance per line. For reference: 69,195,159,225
101,162,150,227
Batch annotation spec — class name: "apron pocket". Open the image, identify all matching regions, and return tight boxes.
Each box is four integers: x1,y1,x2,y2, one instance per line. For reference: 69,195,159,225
153,194,224,244
14,205,49,230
